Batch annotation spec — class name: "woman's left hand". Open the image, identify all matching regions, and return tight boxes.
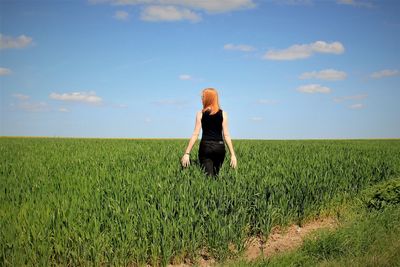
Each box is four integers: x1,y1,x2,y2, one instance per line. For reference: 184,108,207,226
181,154,190,167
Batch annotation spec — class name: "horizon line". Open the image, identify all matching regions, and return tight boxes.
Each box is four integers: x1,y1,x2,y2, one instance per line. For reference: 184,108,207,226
1,136,400,141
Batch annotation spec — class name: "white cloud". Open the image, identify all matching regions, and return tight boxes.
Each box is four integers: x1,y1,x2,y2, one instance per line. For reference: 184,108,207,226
311,41,344,53
370,69,399,79
140,5,201,22
114,10,130,20
264,41,344,60
49,91,103,104
152,98,189,108
59,107,70,112
250,116,263,121
116,103,128,108
272,0,312,5
297,84,331,94
349,103,364,109
10,93,49,112
299,69,347,81
12,93,30,100
179,74,192,80
179,74,205,82
16,101,49,112
223,43,255,52
0,67,12,76
337,0,373,8
109,102,129,108
257,99,278,105
167,0,256,13
264,45,310,60
90,0,256,13
333,93,368,102
0,33,33,49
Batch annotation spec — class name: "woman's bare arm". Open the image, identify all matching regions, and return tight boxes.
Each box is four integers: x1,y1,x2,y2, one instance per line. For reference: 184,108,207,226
184,111,202,154
222,111,236,159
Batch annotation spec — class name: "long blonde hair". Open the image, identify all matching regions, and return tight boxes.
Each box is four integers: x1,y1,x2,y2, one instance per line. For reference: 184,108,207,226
201,88,220,115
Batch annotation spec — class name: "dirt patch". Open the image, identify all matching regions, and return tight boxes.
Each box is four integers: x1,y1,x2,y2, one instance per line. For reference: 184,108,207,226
245,216,339,261
168,216,339,267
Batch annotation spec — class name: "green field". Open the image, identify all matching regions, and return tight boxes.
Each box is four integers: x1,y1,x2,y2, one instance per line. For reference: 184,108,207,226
231,177,400,267
1,138,400,266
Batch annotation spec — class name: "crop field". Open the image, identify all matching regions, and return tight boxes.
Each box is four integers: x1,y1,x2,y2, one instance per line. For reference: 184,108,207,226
1,137,400,266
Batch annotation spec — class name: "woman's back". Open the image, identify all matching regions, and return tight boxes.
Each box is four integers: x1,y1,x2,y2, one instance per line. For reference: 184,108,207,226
201,109,223,141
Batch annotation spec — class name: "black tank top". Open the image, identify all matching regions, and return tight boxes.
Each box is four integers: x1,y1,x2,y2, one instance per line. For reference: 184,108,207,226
201,109,223,141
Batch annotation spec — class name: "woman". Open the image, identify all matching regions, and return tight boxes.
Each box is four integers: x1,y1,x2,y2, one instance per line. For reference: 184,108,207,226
181,88,237,176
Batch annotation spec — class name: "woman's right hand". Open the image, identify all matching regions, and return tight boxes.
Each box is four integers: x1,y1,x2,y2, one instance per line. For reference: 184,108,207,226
230,154,237,169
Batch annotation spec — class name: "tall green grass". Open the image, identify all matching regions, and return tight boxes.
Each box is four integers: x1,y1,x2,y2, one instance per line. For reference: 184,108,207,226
228,205,400,267
1,138,399,266
232,177,400,267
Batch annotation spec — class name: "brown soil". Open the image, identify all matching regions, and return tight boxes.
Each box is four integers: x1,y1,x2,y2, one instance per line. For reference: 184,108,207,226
244,216,339,261
168,216,339,267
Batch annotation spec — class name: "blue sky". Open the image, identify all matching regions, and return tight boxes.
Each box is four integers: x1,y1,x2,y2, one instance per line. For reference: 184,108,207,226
1,0,399,139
